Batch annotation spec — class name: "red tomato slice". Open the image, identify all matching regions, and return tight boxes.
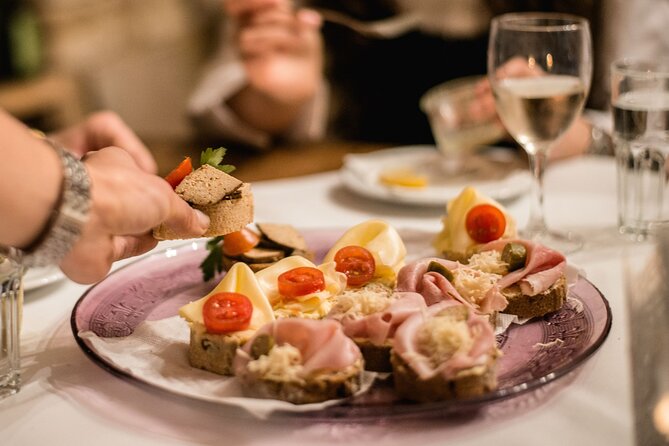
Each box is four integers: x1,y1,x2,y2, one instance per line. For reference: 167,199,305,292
164,157,193,189
203,292,253,334
222,228,260,256
277,267,326,299
465,204,506,243
334,245,376,287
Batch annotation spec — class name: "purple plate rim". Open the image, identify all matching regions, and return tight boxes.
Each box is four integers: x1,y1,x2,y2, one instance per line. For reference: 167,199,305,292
70,235,613,421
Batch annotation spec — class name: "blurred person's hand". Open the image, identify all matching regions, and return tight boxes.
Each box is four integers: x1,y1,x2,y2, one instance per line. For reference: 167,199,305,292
49,111,158,174
59,146,209,283
224,0,324,132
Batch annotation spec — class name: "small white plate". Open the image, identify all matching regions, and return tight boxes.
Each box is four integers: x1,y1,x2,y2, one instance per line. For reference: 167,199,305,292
340,145,531,207
24,266,65,291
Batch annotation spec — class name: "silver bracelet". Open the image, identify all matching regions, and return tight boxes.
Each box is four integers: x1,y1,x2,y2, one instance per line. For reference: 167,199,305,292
588,125,615,156
17,139,91,268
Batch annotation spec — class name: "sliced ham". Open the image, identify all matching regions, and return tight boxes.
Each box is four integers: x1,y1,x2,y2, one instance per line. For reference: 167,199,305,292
235,319,360,375
393,301,496,381
478,239,566,296
396,257,506,313
336,292,427,345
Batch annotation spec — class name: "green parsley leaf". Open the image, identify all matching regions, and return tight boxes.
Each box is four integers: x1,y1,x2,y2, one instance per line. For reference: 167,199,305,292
200,147,236,174
199,236,225,281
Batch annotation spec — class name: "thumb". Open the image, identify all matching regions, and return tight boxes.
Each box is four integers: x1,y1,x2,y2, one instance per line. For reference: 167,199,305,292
161,193,211,238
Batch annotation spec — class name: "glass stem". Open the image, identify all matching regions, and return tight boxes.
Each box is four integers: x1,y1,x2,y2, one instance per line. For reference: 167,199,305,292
525,148,549,237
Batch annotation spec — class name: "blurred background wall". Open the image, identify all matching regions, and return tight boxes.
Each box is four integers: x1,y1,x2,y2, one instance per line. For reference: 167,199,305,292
0,0,219,144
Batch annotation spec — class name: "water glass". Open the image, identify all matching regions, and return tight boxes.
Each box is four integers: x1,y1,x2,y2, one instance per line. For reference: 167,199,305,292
0,251,22,398
611,59,669,239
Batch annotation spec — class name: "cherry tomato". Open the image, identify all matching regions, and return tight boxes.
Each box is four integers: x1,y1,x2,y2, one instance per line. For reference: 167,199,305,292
222,228,260,256
465,204,506,243
277,267,326,299
202,292,253,334
164,157,193,189
334,246,376,287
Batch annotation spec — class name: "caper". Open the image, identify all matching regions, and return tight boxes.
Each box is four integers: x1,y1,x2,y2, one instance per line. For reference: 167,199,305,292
501,242,527,272
250,333,275,359
427,260,454,282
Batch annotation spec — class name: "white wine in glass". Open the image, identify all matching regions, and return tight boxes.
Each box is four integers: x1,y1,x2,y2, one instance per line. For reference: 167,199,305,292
488,13,592,253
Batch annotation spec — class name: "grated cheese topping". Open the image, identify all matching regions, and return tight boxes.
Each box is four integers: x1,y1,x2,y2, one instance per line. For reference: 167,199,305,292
247,344,305,382
452,267,502,305
328,282,393,319
467,250,509,275
416,314,473,367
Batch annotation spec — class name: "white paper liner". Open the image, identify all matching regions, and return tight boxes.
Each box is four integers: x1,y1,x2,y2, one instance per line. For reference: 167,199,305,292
79,316,376,419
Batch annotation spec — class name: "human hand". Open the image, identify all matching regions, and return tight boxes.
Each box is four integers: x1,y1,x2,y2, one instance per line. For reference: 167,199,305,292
49,111,158,174
225,0,324,106
59,147,209,283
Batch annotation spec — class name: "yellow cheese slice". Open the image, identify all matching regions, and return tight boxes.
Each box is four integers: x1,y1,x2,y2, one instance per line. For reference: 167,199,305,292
178,262,274,330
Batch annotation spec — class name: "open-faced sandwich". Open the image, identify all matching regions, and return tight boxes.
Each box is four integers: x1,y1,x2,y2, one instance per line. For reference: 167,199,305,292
154,148,253,240
465,239,567,318
254,256,347,319
233,318,364,404
433,186,517,262
178,262,274,376
391,300,500,402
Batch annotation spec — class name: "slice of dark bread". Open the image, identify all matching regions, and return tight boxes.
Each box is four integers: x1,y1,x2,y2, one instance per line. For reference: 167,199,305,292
502,274,567,319
354,338,393,373
237,359,365,404
187,322,250,376
391,353,497,402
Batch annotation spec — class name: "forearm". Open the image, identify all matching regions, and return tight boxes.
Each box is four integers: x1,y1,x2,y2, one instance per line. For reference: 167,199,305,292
0,110,62,248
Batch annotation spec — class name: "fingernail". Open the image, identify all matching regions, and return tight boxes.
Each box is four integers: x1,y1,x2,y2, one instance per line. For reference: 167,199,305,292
195,210,210,232
299,9,322,26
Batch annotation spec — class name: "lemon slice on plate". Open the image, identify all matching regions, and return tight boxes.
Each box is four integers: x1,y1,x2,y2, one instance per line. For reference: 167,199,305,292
378,168,428,188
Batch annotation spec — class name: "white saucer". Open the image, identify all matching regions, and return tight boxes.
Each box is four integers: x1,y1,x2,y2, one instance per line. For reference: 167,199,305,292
340,145,531,207
24,266,65,291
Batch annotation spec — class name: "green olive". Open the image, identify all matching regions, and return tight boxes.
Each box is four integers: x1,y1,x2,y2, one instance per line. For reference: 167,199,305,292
501,242,527,272
427,260,454,282
250,333,275,359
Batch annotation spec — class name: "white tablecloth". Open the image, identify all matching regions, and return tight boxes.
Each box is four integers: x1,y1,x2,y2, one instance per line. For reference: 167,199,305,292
1,156,650,445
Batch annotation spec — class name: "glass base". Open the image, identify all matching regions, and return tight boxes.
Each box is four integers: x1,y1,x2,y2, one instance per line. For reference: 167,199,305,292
520,227,583,255
0,372,20,399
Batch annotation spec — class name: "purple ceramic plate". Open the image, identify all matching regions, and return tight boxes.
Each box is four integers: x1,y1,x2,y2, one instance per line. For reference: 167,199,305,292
71,229,612,420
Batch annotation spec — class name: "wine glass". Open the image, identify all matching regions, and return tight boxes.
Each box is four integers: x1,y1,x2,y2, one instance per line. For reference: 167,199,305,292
488,13,592,253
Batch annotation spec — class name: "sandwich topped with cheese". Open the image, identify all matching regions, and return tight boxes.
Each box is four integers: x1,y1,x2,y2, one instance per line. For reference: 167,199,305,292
433,186,517,262
178,261,274,376
154,148,253,240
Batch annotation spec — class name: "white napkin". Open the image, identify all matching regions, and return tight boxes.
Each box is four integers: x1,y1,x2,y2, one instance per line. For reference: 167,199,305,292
79,316,376,419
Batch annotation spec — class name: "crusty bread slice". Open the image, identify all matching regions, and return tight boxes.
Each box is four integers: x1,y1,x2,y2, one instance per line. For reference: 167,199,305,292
502,274,567,319
237,359,365,404
391,353,497,402
187,322,250,376
153,183,253,240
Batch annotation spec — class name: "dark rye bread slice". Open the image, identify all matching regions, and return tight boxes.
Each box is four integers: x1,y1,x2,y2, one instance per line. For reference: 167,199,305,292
187,322,250,376
391,353,498,402
354,338,393,373
237,358,365,404
153,183,253,240
502,274,567,319
256,223,309,252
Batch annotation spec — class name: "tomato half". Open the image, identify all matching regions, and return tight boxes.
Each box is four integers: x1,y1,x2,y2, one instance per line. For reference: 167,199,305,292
277,267,325,299
334,245,376,287
202,292,253,334
465,204,506,243
222,228,260,256
164,156,193,189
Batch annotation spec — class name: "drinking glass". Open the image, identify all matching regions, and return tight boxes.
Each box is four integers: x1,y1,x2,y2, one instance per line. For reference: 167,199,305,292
0,250,22,398
488,13,592,252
